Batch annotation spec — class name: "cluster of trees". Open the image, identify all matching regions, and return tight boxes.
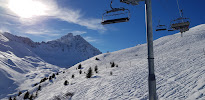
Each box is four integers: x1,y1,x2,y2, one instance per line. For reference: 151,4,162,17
9,72,61,100
10,59,119,100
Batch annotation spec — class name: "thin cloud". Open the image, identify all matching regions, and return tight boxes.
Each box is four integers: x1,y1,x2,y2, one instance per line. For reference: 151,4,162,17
25,29,60,37
83,36,98,43
0,0,106,32
71,31,87,35
46,2,106,32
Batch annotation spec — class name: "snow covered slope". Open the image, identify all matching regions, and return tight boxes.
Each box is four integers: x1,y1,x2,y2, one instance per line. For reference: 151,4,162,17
14,24,205,100
0,32,101,99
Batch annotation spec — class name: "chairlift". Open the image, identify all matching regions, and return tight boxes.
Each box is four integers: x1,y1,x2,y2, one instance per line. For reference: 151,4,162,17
170,17,190,33
170,3,190,33
101,0,130,25
155,20,167,31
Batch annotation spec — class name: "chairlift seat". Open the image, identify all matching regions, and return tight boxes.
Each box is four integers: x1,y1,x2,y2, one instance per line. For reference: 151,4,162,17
156,23,167,31
156,28,167,31
101,17,129,25
171,21,190,30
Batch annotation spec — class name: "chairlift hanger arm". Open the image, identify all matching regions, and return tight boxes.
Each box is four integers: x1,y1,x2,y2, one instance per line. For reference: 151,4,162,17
120,0,145,5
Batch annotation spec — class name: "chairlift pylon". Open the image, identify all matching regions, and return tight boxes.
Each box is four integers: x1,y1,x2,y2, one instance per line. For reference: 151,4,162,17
101,0,130,25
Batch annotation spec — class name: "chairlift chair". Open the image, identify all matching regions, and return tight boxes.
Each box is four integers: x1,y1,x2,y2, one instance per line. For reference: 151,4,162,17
170,17,190,33
101,0,130,25
156,25,167,31
101,8,130,25
155,20,167,31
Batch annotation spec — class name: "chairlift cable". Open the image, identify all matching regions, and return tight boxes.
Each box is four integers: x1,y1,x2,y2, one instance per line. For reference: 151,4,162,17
176,0,182,18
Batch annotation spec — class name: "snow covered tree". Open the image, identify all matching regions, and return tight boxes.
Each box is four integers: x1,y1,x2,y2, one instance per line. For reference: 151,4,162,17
86,67,93,78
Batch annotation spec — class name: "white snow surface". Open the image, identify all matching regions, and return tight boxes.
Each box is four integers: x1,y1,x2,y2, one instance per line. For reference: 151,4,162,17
13,24,205,100
0,33,101,99
3,24,205,100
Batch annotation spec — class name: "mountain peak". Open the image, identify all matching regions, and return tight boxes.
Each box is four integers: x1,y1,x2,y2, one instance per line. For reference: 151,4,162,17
65,33,73,37
57,33,74,43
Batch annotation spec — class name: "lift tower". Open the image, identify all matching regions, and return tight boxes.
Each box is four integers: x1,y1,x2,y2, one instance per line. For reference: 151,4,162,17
102,0,157,99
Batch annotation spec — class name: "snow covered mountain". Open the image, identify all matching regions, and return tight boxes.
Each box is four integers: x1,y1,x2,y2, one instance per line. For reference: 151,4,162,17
32,33,101,67
0,32,101,99
12,24,205,100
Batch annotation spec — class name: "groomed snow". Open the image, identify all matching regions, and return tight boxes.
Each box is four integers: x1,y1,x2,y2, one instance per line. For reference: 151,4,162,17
14,24,205,100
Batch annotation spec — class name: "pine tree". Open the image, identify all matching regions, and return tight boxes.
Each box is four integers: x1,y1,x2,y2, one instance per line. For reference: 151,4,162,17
24,91,30,99
111,62,115,67
13,96,16,100
78,64,82,69
64,80,68,85
52,73,55,78
86,67,93,78
94,66,98,73
35,91,38,98
49,76,52,80
9,97,12,100
95,57,100,60
37,85,41,91
18,91,22,96
79,70,82,74
29,94,33,100
110,71,113,75
71,74,74,78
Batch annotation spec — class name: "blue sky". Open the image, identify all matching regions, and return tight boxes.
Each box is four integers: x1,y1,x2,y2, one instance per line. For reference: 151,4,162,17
0,0,204,53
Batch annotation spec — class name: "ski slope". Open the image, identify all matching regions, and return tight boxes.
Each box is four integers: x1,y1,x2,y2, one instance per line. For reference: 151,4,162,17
14,24,205,100
0,32,101,99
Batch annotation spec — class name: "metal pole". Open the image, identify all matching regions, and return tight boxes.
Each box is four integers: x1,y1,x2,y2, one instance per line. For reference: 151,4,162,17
145,0,157,100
